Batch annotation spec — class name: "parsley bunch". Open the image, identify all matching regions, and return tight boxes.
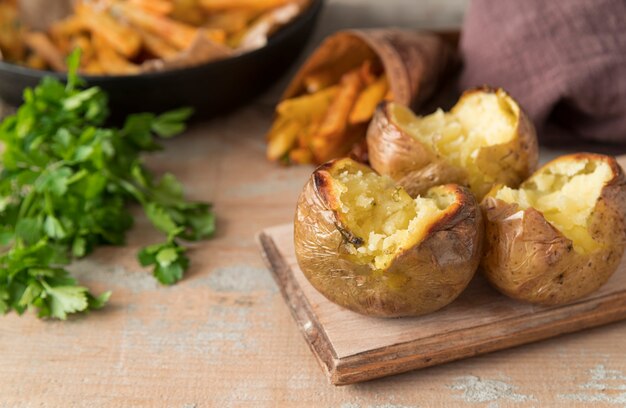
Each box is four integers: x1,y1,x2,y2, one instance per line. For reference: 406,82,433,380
0,51,215,319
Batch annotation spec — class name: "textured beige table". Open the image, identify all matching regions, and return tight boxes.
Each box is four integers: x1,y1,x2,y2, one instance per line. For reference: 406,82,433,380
3,1,626,407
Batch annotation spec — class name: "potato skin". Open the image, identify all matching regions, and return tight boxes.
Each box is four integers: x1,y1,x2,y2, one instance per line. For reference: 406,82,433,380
294,159,484,317
481,154,626,305
367,87,539,199
366,103,468,197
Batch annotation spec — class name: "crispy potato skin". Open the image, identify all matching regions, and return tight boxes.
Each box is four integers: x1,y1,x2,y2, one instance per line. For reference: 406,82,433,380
294,159,484,317
367,87,539,199
481,154,626,305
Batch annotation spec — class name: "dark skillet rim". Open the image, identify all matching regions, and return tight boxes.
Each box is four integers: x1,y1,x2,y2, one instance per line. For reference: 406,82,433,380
0,0,323,82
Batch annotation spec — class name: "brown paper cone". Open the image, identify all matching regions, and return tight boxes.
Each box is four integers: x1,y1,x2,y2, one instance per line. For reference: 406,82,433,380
282,28,458,110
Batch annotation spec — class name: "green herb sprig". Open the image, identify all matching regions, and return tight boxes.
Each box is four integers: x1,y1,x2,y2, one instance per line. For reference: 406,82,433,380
0,50,215,319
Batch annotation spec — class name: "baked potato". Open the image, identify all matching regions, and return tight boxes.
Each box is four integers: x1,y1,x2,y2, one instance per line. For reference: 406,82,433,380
367,87,538,199
481,153,626,305
294,158,483,317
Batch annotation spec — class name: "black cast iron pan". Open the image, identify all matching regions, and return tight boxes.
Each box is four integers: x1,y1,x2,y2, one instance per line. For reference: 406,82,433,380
0,0,324,120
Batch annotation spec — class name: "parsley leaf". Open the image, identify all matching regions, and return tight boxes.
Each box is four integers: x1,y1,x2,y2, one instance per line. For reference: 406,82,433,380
151,107,194,137
0,49,215,319
138,241,189,285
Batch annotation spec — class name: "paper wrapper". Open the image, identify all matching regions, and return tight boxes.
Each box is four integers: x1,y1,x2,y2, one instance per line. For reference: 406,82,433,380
282,29,457,110
279,29,457,163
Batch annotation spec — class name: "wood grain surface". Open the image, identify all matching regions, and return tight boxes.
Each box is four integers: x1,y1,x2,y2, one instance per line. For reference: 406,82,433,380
259,224,626,385
3,1,626,407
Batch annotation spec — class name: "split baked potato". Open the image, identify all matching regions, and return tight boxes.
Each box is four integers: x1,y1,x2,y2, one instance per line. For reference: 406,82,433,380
481,153,626,305
367,87,538,199
294,158,483,317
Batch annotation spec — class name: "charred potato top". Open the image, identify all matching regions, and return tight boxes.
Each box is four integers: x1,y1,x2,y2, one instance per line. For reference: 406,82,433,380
294,158,483,317
367,87,538,199
481,153,626,305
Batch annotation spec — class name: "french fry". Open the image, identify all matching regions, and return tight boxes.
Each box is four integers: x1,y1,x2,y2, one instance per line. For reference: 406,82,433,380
303,59,377,93
137,28,179,59
200,0,291,11
266,115,288,142
314,71,362,140
48,15,88,56
310,69,364,162
266,86,336,161
82,59,105,75
204,28,227,45
128,0,173,16
70,34,96,67
23,32,66,71
171,0,207,26
297,119,319,149
266,120,300,161
358,60,377,86
349,74,388,125
112,2,197,49
226,27,247,49
289,148,313,164
311,123,368,164
115,2,225,49
300,56,376,95
77,4,141,58
49,15,87,39
92,34,140,75
49,35,71,57
276,86,338,123
204,9,259,35
25,54,47,70
0,3,25,61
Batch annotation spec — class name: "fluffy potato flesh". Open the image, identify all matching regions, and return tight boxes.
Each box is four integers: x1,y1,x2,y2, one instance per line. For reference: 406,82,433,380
493,158,612,253
391,90,518,194
329,164,453,271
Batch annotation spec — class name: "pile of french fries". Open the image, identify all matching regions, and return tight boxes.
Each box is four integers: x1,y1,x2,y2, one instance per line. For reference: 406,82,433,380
0,0,309,75
266,59,391,165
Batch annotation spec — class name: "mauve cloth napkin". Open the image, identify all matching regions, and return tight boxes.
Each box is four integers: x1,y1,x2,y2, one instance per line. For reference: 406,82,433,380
460,0,626,146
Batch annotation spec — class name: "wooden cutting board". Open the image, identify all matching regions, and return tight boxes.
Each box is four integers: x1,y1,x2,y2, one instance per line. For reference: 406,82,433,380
257,223,626,385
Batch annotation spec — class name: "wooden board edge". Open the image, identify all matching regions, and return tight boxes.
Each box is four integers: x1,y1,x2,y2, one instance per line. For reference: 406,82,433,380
257,226,626,386
332,290,626,385
256,231,340,385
